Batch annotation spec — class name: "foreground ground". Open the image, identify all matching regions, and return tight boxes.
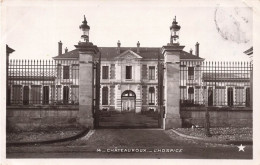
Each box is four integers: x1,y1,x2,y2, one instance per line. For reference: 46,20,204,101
176,127,252,141
6,129,252,159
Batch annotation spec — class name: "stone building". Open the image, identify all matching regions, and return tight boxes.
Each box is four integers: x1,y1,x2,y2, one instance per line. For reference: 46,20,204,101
53,41,204,113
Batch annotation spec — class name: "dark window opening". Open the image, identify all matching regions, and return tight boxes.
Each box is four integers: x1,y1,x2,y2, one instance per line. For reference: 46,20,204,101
246,87,250,107
149,87,155,105
43,86,49,104
63,66,70,79
63,86,69,104
7,86,11,105
102,87,108,105
126,66,132,79
57,64,62,78
188,87,194,104
102,66,109,79
208,87,213,106
227,87,233,106
188,67,194,80
23,86,29,105
149,66,155,80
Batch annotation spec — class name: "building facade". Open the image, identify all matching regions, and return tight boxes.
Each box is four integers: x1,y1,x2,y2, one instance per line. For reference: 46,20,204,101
7,16,252,112
53,41,204,113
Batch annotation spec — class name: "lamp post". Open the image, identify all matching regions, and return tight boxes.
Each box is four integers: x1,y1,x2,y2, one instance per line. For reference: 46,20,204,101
75,15,99,128
170,16,181,44
79,15,90,42
161,16,184,129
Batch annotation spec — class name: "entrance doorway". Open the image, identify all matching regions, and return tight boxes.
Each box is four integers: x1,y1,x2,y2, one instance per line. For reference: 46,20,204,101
97,89,159,128
121,90,136,112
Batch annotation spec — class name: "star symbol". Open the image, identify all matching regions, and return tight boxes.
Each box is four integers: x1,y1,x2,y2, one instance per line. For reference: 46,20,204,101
237,144,245,152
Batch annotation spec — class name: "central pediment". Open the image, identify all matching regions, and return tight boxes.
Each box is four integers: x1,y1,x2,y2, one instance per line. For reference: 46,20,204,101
115,50,142,59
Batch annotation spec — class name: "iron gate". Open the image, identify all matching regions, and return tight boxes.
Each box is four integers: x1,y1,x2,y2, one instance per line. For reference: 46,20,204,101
93,52,101,128
157,53,165,129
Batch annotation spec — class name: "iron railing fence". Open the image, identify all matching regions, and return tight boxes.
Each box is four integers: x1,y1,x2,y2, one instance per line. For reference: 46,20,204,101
7,59,79,106
180,61,252,107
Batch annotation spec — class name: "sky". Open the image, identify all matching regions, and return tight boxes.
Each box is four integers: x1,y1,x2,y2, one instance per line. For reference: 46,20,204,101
2,0,253,61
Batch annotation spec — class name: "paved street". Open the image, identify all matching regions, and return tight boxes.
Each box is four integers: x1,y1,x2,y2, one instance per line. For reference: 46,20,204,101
6,129,252,159
98,112,159,128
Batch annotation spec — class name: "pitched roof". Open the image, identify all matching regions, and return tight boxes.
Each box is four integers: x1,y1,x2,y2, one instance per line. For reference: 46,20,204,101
53,47,204,60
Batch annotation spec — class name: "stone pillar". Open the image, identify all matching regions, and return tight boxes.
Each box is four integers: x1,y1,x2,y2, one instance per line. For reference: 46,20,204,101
250,67,253,109
161,44,184,129
75,42,99,129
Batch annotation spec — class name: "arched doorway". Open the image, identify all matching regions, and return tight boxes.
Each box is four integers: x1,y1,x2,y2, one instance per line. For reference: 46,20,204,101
121,90,136,112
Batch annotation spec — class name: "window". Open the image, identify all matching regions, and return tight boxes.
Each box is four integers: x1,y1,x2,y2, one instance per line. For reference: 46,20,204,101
246,87,250,107
63,66,70,79
102,87,108,105
23,86,29,105
188,87,194,104
63,86,69,104
12,85,22,104
188,67,194,80
31,85,41,104
7,86,11,105
43,86,49,104
57,64,62,78
149,66,155,80
102,66,109,79
208,87,213,106
227,87,233,106
126,66,132,79
149,87,155,105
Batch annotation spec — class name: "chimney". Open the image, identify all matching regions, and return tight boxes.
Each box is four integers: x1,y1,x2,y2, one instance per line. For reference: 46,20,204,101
195,42,199,57
117,40,121,54
58,41,62,55
190,49,193,55
137,41,140,54
65,47,68,53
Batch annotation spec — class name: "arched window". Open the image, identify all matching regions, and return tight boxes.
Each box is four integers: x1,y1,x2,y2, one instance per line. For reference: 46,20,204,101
122,90,136,97
188,87,194,104
102,87,109,105
149,87,155,105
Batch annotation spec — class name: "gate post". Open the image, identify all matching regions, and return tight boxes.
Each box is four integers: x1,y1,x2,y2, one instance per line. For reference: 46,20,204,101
161,16,184,129
161,44,184,129
75,16,99,129
75,42,99,129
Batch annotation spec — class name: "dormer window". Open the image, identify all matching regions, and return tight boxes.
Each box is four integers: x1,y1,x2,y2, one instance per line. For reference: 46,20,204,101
126,66,132,79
